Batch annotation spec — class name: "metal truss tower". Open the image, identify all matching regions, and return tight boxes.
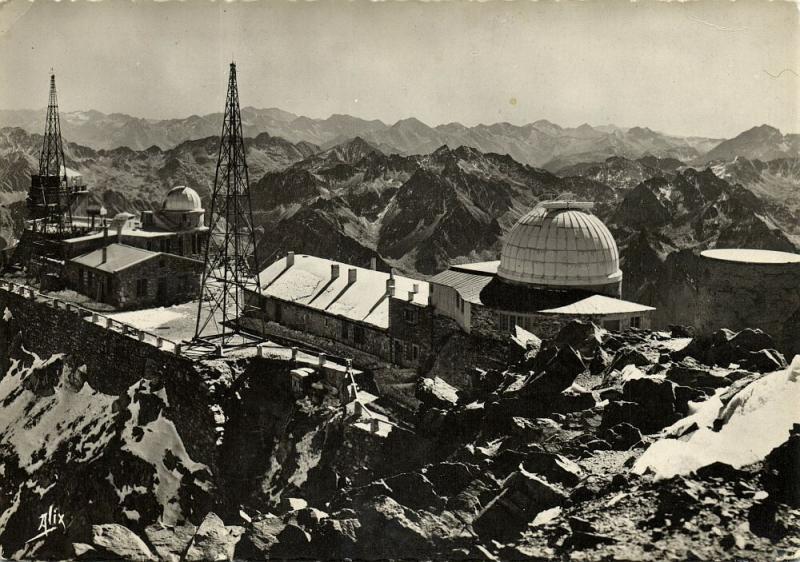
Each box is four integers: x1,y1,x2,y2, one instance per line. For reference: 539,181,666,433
28,73,74,235
194,63,263,349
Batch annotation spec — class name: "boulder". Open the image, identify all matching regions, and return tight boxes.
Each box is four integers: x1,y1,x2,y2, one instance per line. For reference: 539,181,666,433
762,426,800,507
235,514,285,558
185,512,244,562
606,346,652,373
669,325,695,338
383,471,445,511
666,358,731,388
507,417,563,443
522,346,586,397
553,321,605,357
551,385,596,413
416,377,460,409
601,422,643,450
739,349,787,373
144,523,197,562
521,451,583,487
674,385,708,415
91,524,156,562
311,517,361,559
620,377,679,433
424,462,480,497
472,469,566,540
589,348,612,376
270,523,312,558
357,495,433,557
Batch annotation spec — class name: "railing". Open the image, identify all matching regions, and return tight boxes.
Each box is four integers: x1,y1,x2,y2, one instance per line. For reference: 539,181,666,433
0,279,180,353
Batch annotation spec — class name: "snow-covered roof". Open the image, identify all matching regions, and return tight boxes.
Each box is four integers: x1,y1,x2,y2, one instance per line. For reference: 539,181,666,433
701,248,800,265
71,243,158,273
538,294,655,315
451,261,500,274
428,269,493,305
255,254,429,330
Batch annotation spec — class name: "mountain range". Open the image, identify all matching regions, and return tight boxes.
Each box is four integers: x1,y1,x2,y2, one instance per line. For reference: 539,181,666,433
7,107,791,169
1,122,799,329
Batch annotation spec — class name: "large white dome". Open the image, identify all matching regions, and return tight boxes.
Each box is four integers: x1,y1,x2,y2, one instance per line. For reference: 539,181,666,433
163,186,203,212
497,201,622,288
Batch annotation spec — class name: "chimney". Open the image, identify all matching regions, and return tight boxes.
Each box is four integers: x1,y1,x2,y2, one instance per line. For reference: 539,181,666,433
412,283,419,294
286,251,295,267
348,268,357,284
115,222,123,243
386,277,395,297
370,257,377,270
331,264,340,280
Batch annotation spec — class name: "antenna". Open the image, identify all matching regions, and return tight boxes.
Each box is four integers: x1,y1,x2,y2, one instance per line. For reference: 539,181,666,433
193,62,263,351
27,72,75,236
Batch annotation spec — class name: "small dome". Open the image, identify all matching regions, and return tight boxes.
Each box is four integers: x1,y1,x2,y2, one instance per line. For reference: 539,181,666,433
163,186,203,212
497,201,622,287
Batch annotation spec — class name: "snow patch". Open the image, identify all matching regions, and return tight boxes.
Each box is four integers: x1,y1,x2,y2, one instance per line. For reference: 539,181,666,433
120,380,211,525
633,356,800,479
3,307,12,322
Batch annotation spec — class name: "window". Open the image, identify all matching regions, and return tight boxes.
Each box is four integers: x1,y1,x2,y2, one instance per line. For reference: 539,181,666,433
403,307,418,325
341,320,350,340
404,341,412,360
412,344,420,361
394,339,403,360
353,325,365,345
604,319,621,331
630,316,641,329
136,278,148,297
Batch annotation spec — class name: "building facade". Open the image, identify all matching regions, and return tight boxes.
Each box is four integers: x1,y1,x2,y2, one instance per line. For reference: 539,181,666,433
429,201,655,338
65,243,203,309
244,253,433,369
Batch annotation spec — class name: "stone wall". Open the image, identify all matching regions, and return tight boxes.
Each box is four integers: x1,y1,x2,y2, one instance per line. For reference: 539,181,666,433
387,299,435,369
0,286,218,468
64,253,202,309
695,257,800,356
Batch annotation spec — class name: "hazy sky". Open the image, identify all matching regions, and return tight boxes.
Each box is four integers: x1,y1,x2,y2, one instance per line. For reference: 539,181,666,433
0,0,797,138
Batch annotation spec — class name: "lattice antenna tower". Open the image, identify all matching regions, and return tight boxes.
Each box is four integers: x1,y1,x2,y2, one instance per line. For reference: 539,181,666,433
194,63,263,347
29,72,73,234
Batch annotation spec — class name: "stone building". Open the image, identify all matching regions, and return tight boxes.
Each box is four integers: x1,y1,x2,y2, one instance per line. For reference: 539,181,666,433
696,248,800,356
244,253,432,368
429,201,655,339
65,243,203,309
61,186,208,261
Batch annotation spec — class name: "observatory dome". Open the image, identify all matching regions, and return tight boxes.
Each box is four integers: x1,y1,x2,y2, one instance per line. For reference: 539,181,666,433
497,201,622,290
163,186,203,212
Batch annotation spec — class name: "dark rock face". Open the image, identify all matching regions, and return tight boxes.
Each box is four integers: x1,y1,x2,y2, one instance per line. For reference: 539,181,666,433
762,427,800,507
473,470,567,540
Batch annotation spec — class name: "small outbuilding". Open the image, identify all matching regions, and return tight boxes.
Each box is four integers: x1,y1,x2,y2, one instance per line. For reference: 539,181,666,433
65,243,203,309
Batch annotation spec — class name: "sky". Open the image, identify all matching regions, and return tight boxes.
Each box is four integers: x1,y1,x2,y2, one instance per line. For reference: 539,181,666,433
0,0,797,139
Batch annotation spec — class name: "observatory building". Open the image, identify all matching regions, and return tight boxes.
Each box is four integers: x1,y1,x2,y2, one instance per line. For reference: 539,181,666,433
696,249,800,356
429,201,654,337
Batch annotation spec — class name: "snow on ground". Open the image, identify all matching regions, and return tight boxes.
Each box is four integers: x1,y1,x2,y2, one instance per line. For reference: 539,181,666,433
120,379,212,525
0,354,117,473
106,301,203,343
633,355,800,480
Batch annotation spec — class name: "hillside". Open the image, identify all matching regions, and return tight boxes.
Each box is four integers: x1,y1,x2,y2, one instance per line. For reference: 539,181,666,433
1,289,798,560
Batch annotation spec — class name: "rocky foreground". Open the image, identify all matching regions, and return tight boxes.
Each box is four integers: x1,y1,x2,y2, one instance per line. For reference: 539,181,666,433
0,312,798,560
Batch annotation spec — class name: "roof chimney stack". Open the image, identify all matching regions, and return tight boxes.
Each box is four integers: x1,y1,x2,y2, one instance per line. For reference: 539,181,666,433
331,264,340,280
348,268,357,284
102,226,109,263
115,221,123,243
370,257,377,270
386,277,395,297
286,251,295,267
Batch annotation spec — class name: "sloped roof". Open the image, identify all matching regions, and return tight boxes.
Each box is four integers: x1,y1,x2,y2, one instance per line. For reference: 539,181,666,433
255,254,429,330
71,243,158,273
451,261,500,275
428,269,493,305
538,294,655,315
